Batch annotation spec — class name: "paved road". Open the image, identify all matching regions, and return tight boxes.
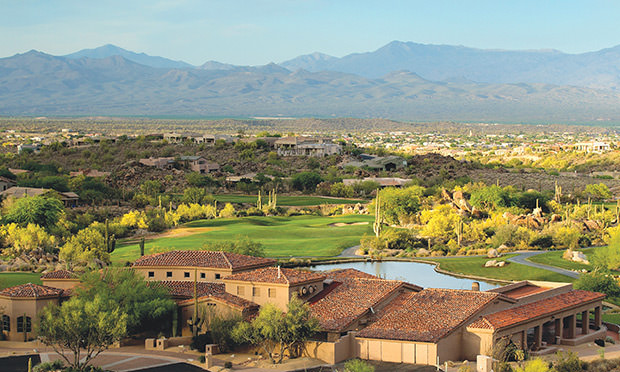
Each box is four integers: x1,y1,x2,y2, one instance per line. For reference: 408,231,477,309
507,251,580,279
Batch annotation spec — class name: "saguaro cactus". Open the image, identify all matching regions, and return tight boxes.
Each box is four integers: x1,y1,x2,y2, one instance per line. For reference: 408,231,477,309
373,195,382,238
139,237,145,257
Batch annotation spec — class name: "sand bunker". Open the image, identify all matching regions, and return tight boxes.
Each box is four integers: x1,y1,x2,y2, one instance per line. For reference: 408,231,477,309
329,222,369,227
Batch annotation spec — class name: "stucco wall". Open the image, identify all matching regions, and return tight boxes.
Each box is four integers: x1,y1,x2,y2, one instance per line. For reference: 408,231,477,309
178,298,245,337
0,296,59,341
135,267,234,282
304,332,356,364
41,279,80,290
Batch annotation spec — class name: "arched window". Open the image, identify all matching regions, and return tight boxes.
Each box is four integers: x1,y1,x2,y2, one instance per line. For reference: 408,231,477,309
17,316,31,333
1,315,9,331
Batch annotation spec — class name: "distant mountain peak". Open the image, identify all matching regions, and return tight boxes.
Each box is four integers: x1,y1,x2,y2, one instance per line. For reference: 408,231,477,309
64,44,194,69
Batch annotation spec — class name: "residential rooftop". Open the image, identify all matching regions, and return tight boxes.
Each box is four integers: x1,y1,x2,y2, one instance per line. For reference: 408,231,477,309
132,250,276,270
0,283,65,298
224,267,326,285
357,288,502,343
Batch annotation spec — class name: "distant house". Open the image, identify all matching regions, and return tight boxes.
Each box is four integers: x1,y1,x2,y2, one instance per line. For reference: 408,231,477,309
344,155,407,171
17,144,41,154
0,176,17,192
163,132,201,143
0,186,79,207
138,157,175,169
343,177,412,188
274,136,341,157
573,141,611,153
195,134,235,145
8,168,30,176
179,156,220,173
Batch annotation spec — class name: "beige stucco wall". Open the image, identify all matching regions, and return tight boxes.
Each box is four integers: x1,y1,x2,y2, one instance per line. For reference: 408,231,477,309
178,298,245,337
224,279,324,311
135,267,234,282
356,338,437,365
0,296,59,341
304,332,356,364
41,279,80,290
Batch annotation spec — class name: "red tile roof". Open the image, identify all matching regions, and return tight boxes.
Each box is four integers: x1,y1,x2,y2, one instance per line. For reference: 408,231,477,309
310,277,407,332
224,267,326,285
323,268,379,281
41,270,78,279
178,292,259,311
502,284,550,299
358,288,501,342
0,283,64,298
132,250,275,270
154,281,226,299
469,290,605,331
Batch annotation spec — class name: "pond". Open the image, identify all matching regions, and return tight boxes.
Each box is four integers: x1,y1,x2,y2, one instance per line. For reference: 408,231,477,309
311,260,498,291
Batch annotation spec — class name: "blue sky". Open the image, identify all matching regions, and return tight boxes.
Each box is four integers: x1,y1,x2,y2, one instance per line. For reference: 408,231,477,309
1,0,619,66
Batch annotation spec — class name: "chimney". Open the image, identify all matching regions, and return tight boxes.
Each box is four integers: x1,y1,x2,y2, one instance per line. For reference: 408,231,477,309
472,282,480,291
277,266,281,279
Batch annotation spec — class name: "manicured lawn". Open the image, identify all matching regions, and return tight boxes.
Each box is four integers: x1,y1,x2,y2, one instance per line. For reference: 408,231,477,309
602,313,620,325
112,214,374,264
527,248,593,271
213,194,367,206
0,272,42,289
425,255,575,283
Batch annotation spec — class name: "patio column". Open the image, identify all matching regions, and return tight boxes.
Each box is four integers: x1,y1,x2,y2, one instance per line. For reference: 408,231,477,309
554,318,563,344
594,306,602,328
534,325,542,350
567,314,576,339
582,310,589,334
520,330,527,350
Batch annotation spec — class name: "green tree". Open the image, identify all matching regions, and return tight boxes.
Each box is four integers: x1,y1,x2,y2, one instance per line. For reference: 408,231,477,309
574,270,620,298
470,185,511,210
592,232,620,271
291,172,323,192
59,227,109,264
77,268,175,334
203,236,265,257
37,296,127,371
232,295,319,364
181,187,213,205
377,186,424,225
2,195,64,229
585,183,612,201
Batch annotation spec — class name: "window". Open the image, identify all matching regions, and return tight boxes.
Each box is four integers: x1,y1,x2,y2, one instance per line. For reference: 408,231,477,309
200,273,206,279
237,286,245,296
253,287,260,297
268,288,276,298
184,272,190,278
215,274,221,280
17,316,31,333
2,315,9,331
148,271,154,278
166,271,172,278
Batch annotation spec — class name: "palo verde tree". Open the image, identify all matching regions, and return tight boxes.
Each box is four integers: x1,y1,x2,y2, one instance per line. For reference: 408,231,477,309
232,295,319,364
37,296,128,371
2,195,64,229
77,268,176,335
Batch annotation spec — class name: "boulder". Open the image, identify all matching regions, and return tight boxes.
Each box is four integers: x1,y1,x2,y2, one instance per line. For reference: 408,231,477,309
487,249,499,258
417,248,430,257
484,260,498,267
571,251,590,265
497,261,506,267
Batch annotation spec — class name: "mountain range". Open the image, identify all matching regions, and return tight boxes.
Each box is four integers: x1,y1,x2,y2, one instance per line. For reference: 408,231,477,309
2,42,620,122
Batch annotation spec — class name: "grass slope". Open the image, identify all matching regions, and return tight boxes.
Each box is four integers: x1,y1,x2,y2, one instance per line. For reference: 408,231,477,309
213,195,367,206
527,248,593,272
112,214,374,264
426,255,575,283
0,272,42,290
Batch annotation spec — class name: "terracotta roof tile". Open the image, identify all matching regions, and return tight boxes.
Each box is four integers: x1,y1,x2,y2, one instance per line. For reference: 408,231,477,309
132,250,275,270
310,276,407,332
41,270,78,279
501,284,550,299
469,290,605,331
224,267,326,285
178,292,259,311
0,283,64,298
358,288,501,342
154,281,225,299
323,268,379,281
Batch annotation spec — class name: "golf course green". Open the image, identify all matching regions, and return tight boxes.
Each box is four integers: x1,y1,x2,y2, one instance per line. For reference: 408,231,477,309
112,214,374,264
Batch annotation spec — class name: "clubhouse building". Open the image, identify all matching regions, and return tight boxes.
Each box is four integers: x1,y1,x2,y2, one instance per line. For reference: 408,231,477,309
0,250,607,365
